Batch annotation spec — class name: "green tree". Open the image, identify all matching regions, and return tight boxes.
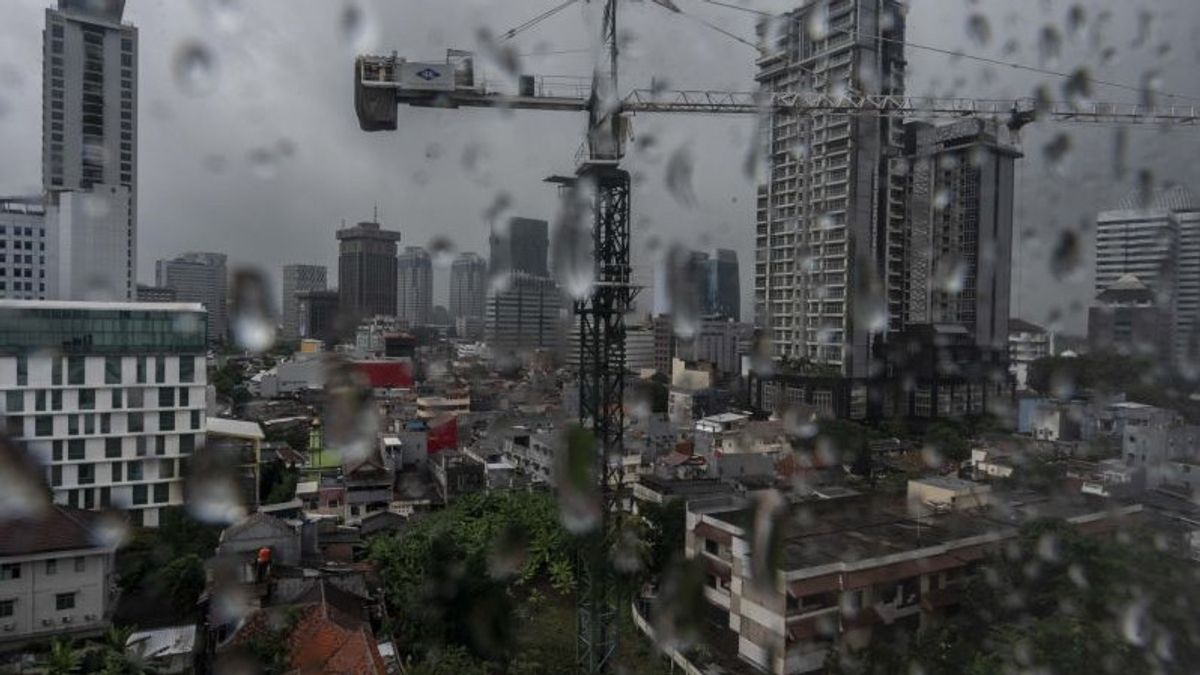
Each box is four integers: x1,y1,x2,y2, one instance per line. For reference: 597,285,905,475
159,554,206,615
924,420,969,463
45,637,80,675
640,498,686,579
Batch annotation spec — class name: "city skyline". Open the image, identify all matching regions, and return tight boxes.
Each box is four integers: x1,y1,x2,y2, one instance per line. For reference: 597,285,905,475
2,1,1200,330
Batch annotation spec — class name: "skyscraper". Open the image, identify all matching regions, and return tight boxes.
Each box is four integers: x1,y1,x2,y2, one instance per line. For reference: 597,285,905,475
450,252,487,320
43,0,138,300
0,197,51,300
1095,186,1200,363
281,264,327,341
704,249,740,320
337,220,401,320
491,217,549,279
903,119,1020,357
754,1,907,376
156,252,228,344
485,273,564,355
397,246,432,327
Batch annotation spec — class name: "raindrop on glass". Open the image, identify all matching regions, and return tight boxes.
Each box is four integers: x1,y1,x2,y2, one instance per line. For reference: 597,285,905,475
172,42,217,97
230,268,276,354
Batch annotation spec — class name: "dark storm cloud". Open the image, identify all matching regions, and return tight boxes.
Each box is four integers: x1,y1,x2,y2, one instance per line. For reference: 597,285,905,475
1,0,1199,330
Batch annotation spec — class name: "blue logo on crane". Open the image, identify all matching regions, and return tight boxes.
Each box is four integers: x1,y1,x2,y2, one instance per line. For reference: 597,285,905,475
416,68,441,81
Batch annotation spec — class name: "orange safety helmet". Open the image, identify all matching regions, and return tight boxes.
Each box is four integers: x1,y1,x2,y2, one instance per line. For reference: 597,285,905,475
257,547,271,563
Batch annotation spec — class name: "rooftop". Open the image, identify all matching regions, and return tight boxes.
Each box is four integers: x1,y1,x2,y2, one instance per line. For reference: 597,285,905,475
0,299,204,313
0,504,112,557
206,417,266,440
700,490,1137,571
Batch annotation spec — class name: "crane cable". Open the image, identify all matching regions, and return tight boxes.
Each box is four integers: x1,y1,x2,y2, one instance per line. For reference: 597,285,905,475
500,0,584,41
649,0,759,50
692,0,1200,104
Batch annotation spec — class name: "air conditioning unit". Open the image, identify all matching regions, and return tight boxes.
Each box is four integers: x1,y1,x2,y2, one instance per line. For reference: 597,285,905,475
42,619,53,626
61,616,72,624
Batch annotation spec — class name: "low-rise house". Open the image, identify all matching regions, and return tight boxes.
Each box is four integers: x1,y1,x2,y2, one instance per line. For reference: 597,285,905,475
431,451,486,504
343,452,393,523
0,505,117,649
125,624,199,674
204,417,265,511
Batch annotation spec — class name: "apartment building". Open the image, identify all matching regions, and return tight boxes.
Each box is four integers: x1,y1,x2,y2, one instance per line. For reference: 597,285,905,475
0,505,117,649
686,481,1140,674
0,197,51,300
0,300,208,527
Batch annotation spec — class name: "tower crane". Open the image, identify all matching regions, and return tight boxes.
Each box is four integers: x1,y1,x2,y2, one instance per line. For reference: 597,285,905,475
351,2,1199,672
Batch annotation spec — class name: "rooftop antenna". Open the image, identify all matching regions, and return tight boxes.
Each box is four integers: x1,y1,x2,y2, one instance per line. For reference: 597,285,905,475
373,202,379,223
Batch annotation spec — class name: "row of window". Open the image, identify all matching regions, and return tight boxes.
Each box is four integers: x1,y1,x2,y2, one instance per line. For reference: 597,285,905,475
0,557,85,580
22,410,202,437
9,355,197,388
49,457,180,488
6,385,195,413
0,593,78,618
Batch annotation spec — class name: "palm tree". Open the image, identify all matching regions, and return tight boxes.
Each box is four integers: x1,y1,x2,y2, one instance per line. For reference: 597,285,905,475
45,637,80,675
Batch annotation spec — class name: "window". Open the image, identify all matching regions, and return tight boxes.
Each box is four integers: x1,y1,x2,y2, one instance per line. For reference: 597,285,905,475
111,388,123,409
74,557,85,573
179,357,195,383
159,411,175,431
54,593,75,611
0,565,19,580
45,560,56,576
179,434,195,455
79,389,95,410
100,413,111,434
191,410,201,429
153,482,169,503
155,356,166,383
131,483,147,505
78,463,94,485
128,412,143,433
111,461,122,482
128,461,143,481
51,465,62,486
35,415,53,437
67,356,85,385
0,600,13,618
179,387,190,406
52,440,62,462
136,358,146,383
51,357,61,385
51,390,62,410
155,435,166,455
105,356,122,384
158,387,174,407
128,388,144,408
4,390,21,413
35,389,46,411
105,437,121,458
68,439,85,461
159,458,174,479
67,415,78,435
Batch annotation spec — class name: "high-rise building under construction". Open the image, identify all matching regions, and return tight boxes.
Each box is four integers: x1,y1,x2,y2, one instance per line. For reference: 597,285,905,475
753,0,907,377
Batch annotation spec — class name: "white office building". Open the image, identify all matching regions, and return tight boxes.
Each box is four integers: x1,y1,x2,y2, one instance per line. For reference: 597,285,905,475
0,300,208,528
43,1,139,300
0,197,52,300
1095,186,1200,364
397,246,432,327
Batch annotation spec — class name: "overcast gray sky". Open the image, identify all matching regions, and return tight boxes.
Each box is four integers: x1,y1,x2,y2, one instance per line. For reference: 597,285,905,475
2,0,1199,333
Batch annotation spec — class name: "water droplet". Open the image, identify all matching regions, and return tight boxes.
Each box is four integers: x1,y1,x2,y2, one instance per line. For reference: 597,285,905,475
81,192,112,219
488,524,529,580
247,147,277,180
1140,70,1162,108
750,490,787,592
664,145,696,207
476,27,522,77
1038,25,1062,65
934,255,967,294
339,0,375,50
1131,10,1153,49
322,357,380,465
185,448,247,525
1066,5,1086,38
610,524,643,574
551,178,595,301
663,246,702,339
1049,229,1082,281
1061,68,1092,109
932,188,952,211
0,437,51,519
172,42,217,97
482,191,512,225
1042,133,1071,172
966,14,991,47
89,509,130,548
556,426,600,534
806,2,830,41
230,268,276,354
651,558,706,651
428,235,456,267
1120,600,1148,646
203,0,243,34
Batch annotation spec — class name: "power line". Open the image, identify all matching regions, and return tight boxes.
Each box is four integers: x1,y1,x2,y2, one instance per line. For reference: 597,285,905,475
501,0,583,41
692,0,1200,103
832,27,1200,104
651,0,759,50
